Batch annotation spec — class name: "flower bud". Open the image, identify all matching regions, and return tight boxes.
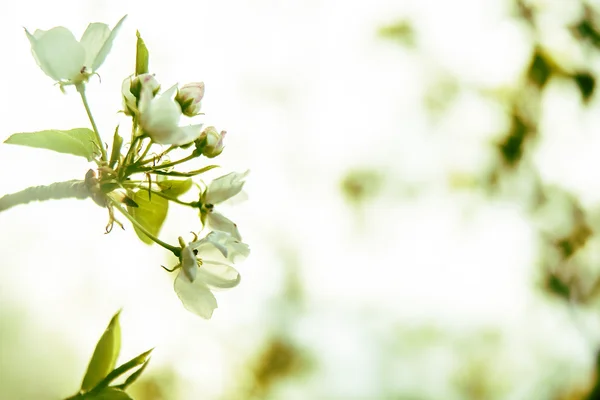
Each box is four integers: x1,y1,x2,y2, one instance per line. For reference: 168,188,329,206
195,126,225,158
176,82,205,117
122,73,160,116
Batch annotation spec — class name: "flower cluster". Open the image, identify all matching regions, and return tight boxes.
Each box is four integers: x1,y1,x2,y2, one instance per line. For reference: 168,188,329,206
18,16,250,319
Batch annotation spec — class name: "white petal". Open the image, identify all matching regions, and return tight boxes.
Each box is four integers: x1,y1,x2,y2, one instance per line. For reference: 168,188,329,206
189,239,229,264
173,124,204,145
181,246,198,282
30,29,48,40
24,28,49,70
206,171,250,204
89,15,127,71
191,231,250,262
140,86,180,142
208,212,242,240
137,81,153,114
121,75,136,112
221,190,248,206
197,261,240,290
80,22,111,68
174,271,217,319
189,234,228,258
148,85,180,119
25,27,85,81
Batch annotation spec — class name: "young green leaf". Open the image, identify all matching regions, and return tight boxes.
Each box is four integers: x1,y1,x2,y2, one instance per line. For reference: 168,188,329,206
128,190,168,245
114,358,150,390
92,348,154,392
4,128,102,161
81,311,122,392
157,178,193,197
135,31,149,76
109,127,123,169
83,388,132,400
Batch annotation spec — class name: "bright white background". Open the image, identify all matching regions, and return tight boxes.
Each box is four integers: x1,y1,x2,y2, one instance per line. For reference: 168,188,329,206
1,0,600,399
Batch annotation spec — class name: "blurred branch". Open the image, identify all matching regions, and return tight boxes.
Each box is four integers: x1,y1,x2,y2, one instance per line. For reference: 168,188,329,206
0,180,89,212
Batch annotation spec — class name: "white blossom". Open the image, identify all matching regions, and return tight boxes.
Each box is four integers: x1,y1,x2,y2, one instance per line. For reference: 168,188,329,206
25,15,126,87
138,84,203,145
174,232,249,319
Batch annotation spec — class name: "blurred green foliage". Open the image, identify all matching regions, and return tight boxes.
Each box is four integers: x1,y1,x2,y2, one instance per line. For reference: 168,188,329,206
340,168,383,205
378,20,415,47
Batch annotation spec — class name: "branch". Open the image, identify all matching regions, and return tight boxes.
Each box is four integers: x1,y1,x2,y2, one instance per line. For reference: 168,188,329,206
0,180,89,212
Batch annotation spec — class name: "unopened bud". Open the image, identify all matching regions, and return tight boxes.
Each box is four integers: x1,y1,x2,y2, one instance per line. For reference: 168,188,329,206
176,82,205,117
195,126,225,158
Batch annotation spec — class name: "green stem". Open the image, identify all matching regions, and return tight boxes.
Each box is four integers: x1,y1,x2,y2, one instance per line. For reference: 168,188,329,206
149,165,218,177
120,135,142,180
137,145,177,166
120,181,194,207
77,84,107,161
137,138,153,164
109,199,180,255
133,152,198,173
143,188,194,207
0,180,89,212
125,136,140,166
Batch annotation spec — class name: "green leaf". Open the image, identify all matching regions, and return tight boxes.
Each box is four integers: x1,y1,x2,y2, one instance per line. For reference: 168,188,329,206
114,358,150,391
4,128,101,161
81,311,122,392
128,190,168,245
83,388,132,400
109,127,123,169
157,178,192,197
93,348,154,392
135,31,149,76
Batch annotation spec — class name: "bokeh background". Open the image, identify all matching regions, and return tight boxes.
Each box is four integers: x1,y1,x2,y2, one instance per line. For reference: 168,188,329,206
2,0,600,398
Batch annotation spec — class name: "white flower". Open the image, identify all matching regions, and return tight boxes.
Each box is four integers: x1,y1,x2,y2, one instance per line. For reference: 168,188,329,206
176,82,205,117
174,232,249,319
202,230,250,262
200,171,249,240
25,15,127,86
122,73,160,116
139,84,203,145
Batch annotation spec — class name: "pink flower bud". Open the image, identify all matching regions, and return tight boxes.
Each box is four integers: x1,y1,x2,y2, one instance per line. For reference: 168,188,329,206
195,126,225,158
176,82,205,117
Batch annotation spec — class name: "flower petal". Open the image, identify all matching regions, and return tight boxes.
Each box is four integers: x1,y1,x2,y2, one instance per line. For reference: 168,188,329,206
80,22,111,68
189,233,228,257
206,171,249,204
174,271,217,319
140,85,180,142
197,261,240,289
171,124,204,146
87,15,127,71
25,27,85,81
189,231,250,262
208,212,242,240
181,245,198,282
121,75,136,114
